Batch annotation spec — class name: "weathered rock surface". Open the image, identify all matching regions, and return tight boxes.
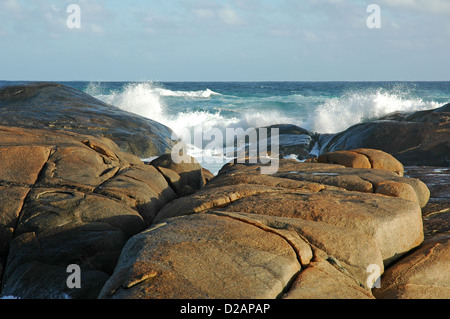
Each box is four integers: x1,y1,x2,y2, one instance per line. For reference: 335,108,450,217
318,103,450,167
0,125,201,299
98,153,435,299
0,82,179,158
149,153,208,197
318,148,404,177
282,252,375,299
373,235,450,299
99,213,302,299
154,160,425,266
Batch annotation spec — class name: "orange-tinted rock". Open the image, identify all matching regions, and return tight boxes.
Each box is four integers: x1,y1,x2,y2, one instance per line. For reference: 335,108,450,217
318,148,404,176
374,235,450,299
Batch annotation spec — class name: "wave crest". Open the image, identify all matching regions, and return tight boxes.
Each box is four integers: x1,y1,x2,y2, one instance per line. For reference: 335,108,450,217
308,89,440,133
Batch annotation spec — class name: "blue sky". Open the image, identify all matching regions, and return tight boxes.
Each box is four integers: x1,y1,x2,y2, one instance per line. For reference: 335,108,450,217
0,0,449,81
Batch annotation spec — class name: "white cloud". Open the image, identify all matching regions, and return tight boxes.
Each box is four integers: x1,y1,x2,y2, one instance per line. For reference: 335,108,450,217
179,0,248,28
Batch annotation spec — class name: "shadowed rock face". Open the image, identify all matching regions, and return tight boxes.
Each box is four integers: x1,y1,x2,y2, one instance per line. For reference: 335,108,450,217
0,82,179,158
317,103,450,167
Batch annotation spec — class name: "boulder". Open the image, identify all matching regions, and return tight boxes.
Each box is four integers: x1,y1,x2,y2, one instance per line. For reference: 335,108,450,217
282,253,374,299
373,235,450,299
318,150,372,170
99,213,301,299
0,82,179,158
318,103,450,167
154,160,426,266
0,106,442,300
262,124,317,160
149,153,206,196
211,211,383,288
0,125,179,299
226,124,318,161
318,148,404,176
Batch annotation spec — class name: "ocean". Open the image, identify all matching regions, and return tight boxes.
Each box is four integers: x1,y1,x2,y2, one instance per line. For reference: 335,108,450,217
2,81,449,174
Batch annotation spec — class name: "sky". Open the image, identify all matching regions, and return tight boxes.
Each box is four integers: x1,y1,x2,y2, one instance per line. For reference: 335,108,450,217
0,0,449,81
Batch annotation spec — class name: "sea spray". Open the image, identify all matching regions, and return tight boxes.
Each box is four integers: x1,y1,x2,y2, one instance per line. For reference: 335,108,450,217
309,88,440,133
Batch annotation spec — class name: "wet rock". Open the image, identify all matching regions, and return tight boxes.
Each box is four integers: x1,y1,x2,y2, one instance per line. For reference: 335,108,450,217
228,124,318,160
403,166,450,241
263,124,317,160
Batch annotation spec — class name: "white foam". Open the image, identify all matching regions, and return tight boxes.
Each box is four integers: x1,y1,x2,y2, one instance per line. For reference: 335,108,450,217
155,87,221,98
89,82,165,122
284,154,300,161
308,89,440,134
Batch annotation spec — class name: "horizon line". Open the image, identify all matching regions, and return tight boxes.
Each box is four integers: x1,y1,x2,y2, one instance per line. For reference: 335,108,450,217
2,79,450,83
